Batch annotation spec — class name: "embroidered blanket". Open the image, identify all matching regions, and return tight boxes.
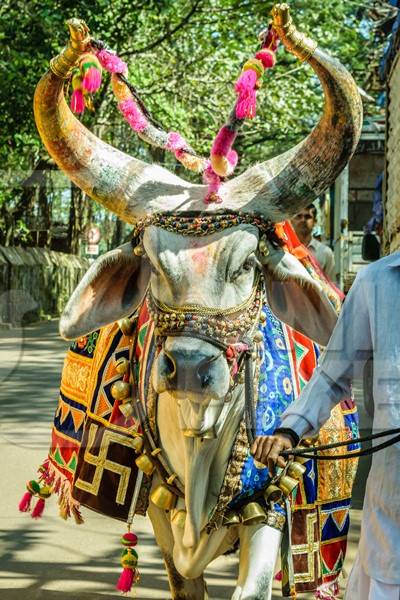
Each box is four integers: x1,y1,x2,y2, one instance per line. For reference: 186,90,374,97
44,296,358,594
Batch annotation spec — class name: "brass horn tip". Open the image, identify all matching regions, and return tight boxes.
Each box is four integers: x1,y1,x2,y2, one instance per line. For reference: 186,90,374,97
271,3,291,27
65,18,90,40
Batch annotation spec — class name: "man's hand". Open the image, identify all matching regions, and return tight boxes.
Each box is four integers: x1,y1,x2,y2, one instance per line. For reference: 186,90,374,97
251,433,294,473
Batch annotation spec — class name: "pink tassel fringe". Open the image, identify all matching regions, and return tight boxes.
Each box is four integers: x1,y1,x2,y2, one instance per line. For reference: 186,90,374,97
97,49,127,74
166,131,186,152
118,99,148,132
116,568,136,593
82,67,102,93
70,89,85,114
19,491,32,513
40,458,83,524
235,70,258,119
31,498,45,519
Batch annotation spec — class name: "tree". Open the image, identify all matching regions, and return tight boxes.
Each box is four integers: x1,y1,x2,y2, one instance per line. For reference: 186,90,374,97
0,0,385,249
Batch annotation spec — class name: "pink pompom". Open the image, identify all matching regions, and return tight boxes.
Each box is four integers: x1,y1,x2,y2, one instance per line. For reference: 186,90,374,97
31,498,45,519
274,570,282,581
255,49,276,69
211,126,237,157
118,99,148,132
97,49,127,74
235,70,258,119
70,89,85,114
19,491,32,513
116,568,136,593
227,149,238,169
82,67,102,93
166,131,186,152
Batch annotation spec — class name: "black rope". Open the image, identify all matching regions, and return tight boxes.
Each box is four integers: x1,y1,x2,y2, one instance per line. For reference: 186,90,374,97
280,427,400,461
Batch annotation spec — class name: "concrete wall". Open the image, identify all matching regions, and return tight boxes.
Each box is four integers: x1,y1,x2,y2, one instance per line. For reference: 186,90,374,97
0,246,89,326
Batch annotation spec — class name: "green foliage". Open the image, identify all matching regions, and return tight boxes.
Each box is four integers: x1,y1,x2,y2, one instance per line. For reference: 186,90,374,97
0,0,384,246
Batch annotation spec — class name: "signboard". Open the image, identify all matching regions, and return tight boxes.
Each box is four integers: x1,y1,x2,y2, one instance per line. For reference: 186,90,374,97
85,244,99,256
86,226,101,245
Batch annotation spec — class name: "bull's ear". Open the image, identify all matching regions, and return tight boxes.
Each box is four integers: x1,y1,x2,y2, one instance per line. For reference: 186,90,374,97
59,243,150,340
261,242,338,346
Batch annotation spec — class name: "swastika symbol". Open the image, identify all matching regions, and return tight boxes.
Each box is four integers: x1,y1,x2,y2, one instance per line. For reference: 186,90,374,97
75,423,133,505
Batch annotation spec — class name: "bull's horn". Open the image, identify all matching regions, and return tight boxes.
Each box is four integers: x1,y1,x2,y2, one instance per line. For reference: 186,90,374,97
222,3,363,220
34,19,201,223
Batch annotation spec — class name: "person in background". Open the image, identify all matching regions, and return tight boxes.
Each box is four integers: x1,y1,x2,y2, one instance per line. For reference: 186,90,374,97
291,204,336,281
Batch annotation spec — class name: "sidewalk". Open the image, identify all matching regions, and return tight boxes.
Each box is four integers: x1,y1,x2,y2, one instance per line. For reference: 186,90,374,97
0,321,362,599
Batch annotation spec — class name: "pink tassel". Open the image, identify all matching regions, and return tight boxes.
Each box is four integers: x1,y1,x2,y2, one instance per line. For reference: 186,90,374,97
235,70,258,119
70,89,85,114
255,49,276,69
19,491,32,513
116,568,136,593
31,497,45,519
166,131,186,152
97,49,127,74
118,99,147,132
82,67,102,93
211,126,237,157
203,162,222,204
227,149,238,170
275,570,283,581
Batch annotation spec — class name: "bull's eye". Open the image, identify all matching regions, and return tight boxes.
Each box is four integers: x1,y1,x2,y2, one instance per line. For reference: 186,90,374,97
230,254,256,281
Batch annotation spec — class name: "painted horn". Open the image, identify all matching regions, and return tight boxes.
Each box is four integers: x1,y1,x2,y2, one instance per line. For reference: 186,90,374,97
223,3,363,220
34,19,195,223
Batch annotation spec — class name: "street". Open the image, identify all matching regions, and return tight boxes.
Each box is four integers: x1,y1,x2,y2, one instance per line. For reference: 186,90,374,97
0,321,362,599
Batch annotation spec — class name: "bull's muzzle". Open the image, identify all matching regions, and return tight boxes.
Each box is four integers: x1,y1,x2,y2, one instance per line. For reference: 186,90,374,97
153,337,230,398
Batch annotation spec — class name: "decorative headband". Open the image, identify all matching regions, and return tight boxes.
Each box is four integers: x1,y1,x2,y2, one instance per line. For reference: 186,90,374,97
130,212,284,257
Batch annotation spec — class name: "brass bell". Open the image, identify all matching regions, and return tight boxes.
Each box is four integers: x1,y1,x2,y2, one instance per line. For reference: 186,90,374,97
253,330,263,343
119,402,134,418
38,485,52,499
287,461,307,480
151,484,177,511
294,454,312,465
259,311,267,324
278,475,300,496
118,317,135,336
111,380,131,401
115,357,129,375
171,509,187,528
133,243,145,256
258,238,269,256
132,436,144,453
223,511,241,526
264,484,283,503
240,502,267,525
302,436,319,447
135,453,155,476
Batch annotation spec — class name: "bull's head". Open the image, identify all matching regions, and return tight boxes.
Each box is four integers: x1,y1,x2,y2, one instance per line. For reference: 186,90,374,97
34,6,361,433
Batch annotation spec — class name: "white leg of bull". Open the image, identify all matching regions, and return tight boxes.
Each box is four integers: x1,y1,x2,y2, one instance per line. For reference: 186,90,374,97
232,524,281,600
148,501,208,600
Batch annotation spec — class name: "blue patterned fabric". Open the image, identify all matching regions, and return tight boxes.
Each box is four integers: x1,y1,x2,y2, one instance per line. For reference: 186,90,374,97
232,305,297,503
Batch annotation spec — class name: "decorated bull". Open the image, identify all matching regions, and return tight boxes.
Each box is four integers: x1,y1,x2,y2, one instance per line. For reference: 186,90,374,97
21,4,362,599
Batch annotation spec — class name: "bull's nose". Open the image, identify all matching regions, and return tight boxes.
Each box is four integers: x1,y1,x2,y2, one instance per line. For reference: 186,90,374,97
161,347,217,391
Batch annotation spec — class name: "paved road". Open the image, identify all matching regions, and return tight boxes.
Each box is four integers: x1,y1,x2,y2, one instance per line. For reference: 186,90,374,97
0,321,363,599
